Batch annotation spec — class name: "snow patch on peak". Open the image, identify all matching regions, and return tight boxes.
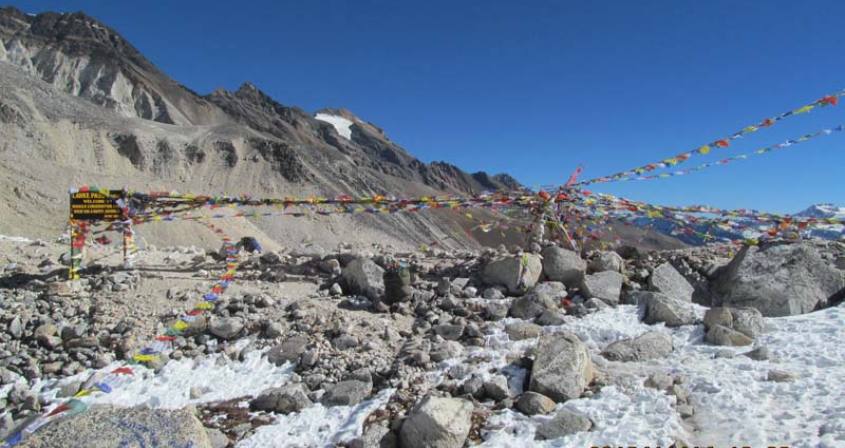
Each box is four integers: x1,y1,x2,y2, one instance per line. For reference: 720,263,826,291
315,113,354,140
795,203,845,219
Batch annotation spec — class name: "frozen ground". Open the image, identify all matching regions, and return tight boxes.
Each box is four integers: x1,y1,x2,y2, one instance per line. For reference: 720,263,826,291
16,301,845,447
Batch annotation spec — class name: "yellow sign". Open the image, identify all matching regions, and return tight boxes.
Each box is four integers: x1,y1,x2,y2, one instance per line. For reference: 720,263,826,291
70,190,123,221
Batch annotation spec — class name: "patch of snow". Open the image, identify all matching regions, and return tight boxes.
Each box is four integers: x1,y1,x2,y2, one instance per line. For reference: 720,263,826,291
0,234,32,243
237,389,394,448
39,345,293,409
315,113,354,140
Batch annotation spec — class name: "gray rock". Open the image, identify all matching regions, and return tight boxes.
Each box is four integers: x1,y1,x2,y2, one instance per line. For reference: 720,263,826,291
482,287,505,300
730,307,765,338
18,405,212,447
482,254,543,294
505,322,542,340
541,246,586,287
483,374,510,401
267,335,309,366
580,271,624,305
399,396,473,448
250,383,313,413
535,409,593,440
8,317,22,339
484,301,509,321
602,331,673,361
589,251,624,273
263,322,285,339
208,317,244,340
206,428,229,448
330,283,344,296
712,243,844,316
644,372,674,391
351,421,395,448
767,370,798,382
649,263,694,302
516,391,556,415
529,332,593,402
742,346,771,361
535,309,566,326
705,324,753,346
677,404,695,419
433,324,464,341
332,334,360,350
342,258,385,300
322,380,372,406
509,282,565,319
640,292,698,327
585,298,609,310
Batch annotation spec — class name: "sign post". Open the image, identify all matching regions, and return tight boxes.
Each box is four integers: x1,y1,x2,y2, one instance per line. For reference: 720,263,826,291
68,188,125,279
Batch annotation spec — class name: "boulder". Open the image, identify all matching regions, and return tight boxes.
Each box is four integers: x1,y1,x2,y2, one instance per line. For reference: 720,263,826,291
541,246,586,287
648,263,694,302
399,396,473,448
639,292,697,327
535,310,566,326
509,291,557,320
535,409,593,440
17,405,212,448
505,321,542,341
342,258,385,300
703,306,764,339
704,324,753,347
482,254,543,294
482,374,510,400
433,324,465,341
516,391,556,415
208,317,244,340
601,331,673,361
267,335,309,366
322,380,372,406
580,271,624,305
250,383,312,414
712,243,845,316
589,251,624,273
529,332,593,402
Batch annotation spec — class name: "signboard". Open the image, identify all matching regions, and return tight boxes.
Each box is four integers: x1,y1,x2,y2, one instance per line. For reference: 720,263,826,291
70,190,124,221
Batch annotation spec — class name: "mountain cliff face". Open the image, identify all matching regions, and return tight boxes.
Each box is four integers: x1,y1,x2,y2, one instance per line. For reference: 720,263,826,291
0,6,525,249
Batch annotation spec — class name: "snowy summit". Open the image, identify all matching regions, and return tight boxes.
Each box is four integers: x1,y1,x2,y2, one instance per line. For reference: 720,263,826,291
315,113,354,140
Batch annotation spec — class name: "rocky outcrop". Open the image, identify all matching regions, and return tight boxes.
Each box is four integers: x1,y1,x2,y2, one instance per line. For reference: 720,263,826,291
712,243,844,316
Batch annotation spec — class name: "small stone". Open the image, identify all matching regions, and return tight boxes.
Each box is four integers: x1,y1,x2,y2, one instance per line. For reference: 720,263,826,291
322,380,372,406
742,346,771,361
516,391,556,415
767,370,798,383
505,322,542,341
644,372,674,392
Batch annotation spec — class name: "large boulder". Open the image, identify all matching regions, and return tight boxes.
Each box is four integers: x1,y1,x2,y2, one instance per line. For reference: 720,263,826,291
399,395,473,448
580,271,624,305
250,383,312,414
648,263,694,302
482,254,543,294
516,391,556,415
712,243,844,316
509,281,567,319
601,331,673,361
267,335,309,366
541,246,586,287
639,292,698,327
342,258,385,300
18,405,212,448
529,332,593,402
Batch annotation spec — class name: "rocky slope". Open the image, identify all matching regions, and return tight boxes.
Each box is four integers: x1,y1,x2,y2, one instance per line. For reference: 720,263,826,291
0,6,527,250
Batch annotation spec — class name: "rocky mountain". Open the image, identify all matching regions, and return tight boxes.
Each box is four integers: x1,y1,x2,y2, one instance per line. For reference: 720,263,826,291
0,6,526,249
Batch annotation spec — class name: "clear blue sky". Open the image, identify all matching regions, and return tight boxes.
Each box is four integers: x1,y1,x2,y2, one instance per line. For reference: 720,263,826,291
11,0,845,213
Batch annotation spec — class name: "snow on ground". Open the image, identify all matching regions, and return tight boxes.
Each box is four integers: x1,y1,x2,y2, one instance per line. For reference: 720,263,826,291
0,235,32,243
238,389,394,448
21,301,845,448
38,342,292,409
470,303,845,448
314,113,354,139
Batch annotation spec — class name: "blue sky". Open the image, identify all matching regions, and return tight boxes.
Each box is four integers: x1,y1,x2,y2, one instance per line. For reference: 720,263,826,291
10,0,845,213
